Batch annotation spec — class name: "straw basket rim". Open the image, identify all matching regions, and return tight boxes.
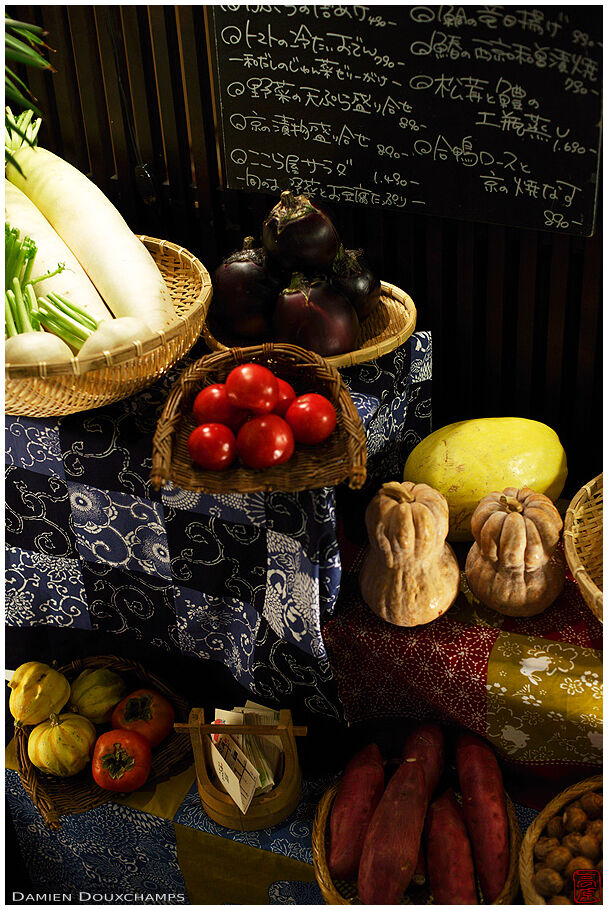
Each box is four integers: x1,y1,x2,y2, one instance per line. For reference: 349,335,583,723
13,654,191,830
201,281,416,369
312,779,521,904
563,473,603,623
5,236,212,379
150,342,367,494
519,775,602,905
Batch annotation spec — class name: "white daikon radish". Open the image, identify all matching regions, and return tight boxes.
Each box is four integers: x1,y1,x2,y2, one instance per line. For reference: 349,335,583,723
5,180,112,324
77,317,155,360
5,331,73,365
7,146,176,332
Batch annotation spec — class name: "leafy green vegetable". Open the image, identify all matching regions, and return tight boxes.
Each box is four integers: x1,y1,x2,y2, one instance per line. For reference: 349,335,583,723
4,16,53,172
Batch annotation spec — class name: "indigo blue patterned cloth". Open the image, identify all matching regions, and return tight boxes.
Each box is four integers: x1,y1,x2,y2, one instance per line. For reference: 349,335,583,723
5,332,432,719
6,765,537,904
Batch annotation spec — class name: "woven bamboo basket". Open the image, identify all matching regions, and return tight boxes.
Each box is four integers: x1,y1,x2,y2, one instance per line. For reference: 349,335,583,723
150,343,367,494
312,780,522,904
13,655,191,830
519,775,602,904
202,281,417,369
563,474,603,622
5,237,212,417
175,707,307,831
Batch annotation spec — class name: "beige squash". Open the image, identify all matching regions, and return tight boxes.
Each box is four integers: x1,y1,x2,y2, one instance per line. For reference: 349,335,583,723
465,487,566,616
359,481,460,626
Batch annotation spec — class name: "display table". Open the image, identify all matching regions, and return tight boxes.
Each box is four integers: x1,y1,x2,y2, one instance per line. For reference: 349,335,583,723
324,551,603,788
5,332,431,723
5,755,540,905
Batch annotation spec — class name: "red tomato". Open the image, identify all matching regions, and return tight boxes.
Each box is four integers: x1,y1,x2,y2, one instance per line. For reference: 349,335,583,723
236,414,295,469
192,384,248,431
187,423,236,471
225,363,279,414
92,729,152,792
273,378,297,417
285,393,337,444
111,688,176,748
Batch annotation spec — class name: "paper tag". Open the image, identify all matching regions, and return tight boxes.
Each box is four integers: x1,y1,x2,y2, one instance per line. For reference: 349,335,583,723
209,733,260,814
213,709,244,747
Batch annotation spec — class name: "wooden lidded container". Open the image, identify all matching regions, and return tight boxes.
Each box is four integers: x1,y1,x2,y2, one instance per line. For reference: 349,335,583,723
175,707,306,831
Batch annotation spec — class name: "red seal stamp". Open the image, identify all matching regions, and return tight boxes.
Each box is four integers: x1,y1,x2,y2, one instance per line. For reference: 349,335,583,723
573,869,601,904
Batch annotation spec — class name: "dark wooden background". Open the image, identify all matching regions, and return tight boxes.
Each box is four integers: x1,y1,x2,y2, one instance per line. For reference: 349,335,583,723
10,5,603,497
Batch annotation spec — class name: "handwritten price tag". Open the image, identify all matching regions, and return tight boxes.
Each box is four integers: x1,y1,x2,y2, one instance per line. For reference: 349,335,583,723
209,733,260,814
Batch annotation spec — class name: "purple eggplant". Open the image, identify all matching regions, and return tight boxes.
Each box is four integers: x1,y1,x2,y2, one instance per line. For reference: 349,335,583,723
210,237,279,341
273,273,359,357
331,246,381,322
262,190,340,272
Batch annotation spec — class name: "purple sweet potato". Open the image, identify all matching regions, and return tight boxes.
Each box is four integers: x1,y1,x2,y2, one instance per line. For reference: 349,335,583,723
358,758,427,904
427,788,478,904
413,843,426,885
327,743,385,878
456,732,510,902
401,722,445,799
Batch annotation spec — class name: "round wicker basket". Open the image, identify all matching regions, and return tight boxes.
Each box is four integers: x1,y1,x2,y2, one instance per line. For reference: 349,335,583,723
312,780,522,904
13,655,191,830
201,281,416,369
563,474,603,622
5,236,212,418
519,775,602,905
150,343,367,494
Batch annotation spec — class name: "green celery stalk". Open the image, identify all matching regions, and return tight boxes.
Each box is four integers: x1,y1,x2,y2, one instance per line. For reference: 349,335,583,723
24,285,43,331
38,313,83,350
5,292,18,338
37,297,92,342
12,278,32,333
46,292,99,331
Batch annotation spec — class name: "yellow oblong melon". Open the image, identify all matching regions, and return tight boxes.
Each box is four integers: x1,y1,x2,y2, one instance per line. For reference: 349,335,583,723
404,417,568,541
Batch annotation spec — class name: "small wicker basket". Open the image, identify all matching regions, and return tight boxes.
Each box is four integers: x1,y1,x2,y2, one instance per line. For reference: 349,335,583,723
563,474,603,622
519,775,602,904
150,343,367,494
5,237,212,417
312,780,522,904
14,655,191,830
202,281,417,369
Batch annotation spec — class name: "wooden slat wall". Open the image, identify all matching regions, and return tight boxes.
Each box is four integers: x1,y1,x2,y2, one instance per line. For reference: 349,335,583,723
8,5,602,497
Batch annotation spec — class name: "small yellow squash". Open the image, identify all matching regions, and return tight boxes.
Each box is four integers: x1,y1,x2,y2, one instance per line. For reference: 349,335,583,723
69,668,126,724
8,662,70,726
403,417,568,541
28,712,97,777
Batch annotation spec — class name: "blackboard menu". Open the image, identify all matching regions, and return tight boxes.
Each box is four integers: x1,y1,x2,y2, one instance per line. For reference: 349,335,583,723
209,5,602,235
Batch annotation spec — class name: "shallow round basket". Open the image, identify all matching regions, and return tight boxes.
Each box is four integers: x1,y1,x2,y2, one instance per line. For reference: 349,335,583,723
563,474,603,622
150,343,367,494
312,780,521,904
14,655,191,830
202,281,416,369
5,236,212,417
519,775,602,904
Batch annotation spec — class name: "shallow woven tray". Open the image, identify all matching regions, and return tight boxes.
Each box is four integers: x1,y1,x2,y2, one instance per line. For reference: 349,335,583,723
5,236,212,417
150,343,367,494
519,775,602,904
202,281,417,369
312,779,522,904
14,655,191,830
564,474,603,622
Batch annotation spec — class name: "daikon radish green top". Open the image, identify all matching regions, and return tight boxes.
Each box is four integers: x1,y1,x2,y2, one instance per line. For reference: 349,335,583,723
7,146,176,332
5,180,112,325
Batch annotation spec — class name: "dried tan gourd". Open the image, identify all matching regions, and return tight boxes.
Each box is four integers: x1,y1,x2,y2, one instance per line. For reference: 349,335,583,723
359,480,460,626
465,487,565,616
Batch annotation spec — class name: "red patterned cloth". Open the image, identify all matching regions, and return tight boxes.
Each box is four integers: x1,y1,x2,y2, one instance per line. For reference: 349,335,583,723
323,547,603,789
